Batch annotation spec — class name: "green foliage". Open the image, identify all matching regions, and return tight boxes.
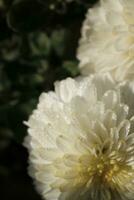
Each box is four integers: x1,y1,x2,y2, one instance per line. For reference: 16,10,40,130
0,0,98,199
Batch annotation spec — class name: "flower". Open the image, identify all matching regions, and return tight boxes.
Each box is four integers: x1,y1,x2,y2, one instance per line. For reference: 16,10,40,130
24,74,134,200
77,0,134,82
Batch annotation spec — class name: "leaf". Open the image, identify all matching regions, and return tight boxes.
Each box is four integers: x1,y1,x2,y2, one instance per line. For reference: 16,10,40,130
63,60,79,76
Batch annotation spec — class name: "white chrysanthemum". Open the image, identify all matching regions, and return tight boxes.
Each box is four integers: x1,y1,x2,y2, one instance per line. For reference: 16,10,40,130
77,0,134,82
25,74,134,200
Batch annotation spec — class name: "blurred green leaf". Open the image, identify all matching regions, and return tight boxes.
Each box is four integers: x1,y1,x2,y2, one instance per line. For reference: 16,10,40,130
63,60,79,76
51,29,67,57
29,32,51,56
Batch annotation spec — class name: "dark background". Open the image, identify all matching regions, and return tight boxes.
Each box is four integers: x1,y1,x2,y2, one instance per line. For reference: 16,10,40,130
0,0,98,199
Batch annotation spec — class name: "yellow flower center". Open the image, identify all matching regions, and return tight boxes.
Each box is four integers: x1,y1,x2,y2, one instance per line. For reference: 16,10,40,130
75,148,134,189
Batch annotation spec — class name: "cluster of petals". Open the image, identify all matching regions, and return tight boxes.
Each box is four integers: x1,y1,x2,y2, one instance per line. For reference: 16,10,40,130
25,74,134,200
77,0,134,82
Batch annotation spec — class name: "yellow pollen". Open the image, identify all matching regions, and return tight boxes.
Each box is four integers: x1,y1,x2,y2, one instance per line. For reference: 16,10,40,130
87,155,122,184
